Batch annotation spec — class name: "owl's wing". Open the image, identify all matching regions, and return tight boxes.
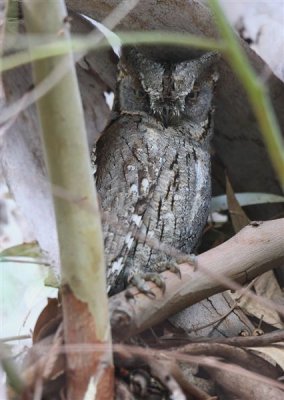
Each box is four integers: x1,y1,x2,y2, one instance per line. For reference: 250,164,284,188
95,117,163,294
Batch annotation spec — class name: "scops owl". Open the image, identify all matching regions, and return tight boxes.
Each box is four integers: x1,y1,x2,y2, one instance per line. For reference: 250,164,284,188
95,47,218,296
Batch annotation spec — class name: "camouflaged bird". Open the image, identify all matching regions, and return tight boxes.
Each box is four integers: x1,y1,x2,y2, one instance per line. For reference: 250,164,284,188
94,47,218,296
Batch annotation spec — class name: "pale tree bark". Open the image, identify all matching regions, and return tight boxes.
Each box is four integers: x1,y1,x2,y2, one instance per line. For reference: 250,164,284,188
110,219,284,340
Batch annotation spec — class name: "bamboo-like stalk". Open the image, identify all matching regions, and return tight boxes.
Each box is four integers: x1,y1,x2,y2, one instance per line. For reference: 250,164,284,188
22,1,113,398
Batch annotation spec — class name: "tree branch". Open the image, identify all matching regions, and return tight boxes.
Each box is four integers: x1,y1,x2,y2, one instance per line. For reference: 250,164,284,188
110,219,284,340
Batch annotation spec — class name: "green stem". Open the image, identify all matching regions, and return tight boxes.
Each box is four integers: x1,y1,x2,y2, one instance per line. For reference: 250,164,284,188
0,343,25,395
209,0,284,190
0,30,225,72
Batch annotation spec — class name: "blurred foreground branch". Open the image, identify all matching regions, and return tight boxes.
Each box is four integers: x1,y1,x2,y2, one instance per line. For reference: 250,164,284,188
22,0,113,398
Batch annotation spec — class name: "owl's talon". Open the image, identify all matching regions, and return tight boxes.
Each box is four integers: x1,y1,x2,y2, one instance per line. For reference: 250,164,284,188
169,263,181,279
176,253,196,266
176,254,197,271
144,272,166,293
173,264,182,279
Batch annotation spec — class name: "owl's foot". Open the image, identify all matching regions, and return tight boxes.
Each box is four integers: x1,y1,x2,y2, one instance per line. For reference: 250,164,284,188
127,254,195,298
129,272,166,298
156,260,181,278
156,253,196,277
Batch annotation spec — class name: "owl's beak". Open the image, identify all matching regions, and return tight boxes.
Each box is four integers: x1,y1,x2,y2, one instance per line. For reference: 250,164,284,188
161,105,180,128
162,106,170,128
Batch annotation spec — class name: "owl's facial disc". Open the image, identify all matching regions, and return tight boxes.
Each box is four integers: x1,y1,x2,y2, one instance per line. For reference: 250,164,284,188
128,51,218,128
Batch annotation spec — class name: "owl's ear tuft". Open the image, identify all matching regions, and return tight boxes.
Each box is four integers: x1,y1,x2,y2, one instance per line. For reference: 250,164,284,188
199,51,220,66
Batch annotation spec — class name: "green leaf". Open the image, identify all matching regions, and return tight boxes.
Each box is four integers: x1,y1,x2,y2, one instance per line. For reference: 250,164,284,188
1,241,43,258
44,268,60,288
225,176,250,233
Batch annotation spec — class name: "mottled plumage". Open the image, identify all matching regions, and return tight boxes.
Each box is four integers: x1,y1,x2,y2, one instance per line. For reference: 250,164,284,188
95,47,218,295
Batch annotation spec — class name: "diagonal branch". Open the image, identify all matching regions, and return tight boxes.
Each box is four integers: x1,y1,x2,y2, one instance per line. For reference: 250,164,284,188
110,218,284,340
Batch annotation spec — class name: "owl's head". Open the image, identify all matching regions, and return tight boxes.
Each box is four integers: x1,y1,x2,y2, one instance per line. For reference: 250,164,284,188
118,47,219,128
